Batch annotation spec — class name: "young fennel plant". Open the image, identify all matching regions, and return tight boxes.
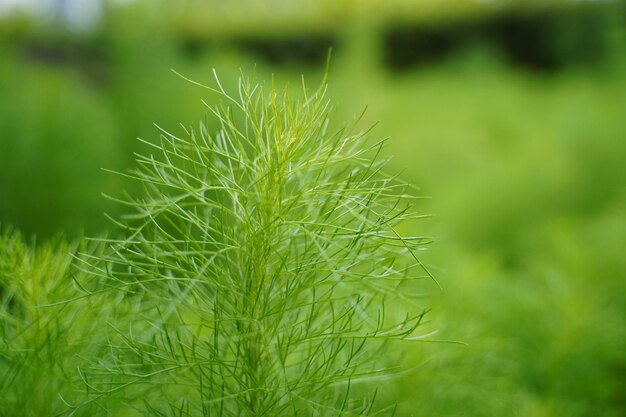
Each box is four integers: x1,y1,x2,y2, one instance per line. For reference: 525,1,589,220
75,71,435,416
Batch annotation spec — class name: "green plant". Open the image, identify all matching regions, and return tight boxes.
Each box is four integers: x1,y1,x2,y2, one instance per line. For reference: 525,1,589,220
74,70,433,416
0,229,106,417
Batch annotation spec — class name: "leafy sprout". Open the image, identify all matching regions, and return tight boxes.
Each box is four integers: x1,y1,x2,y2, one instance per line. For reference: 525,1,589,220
73,69,435,416
0,228,109,417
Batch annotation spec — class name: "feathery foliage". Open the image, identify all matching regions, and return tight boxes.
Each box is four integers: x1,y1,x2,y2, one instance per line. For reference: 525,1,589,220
0,229,107,417
75,71,433,416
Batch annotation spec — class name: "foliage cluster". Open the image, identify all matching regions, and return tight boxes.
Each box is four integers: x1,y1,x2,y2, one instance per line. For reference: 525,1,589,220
1,73,432,416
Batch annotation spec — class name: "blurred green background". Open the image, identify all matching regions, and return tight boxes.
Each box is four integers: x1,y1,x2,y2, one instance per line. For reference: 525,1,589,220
1,0,625,415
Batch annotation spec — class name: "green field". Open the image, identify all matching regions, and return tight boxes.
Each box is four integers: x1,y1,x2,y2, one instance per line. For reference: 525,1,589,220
1,2,625,415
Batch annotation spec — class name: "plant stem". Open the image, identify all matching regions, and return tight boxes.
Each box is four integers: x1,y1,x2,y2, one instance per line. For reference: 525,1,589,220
245,129,286,415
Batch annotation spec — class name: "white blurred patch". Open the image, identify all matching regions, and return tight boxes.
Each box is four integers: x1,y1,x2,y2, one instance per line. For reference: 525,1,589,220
0,0,37,13
0,0,107,31
53,0,103,31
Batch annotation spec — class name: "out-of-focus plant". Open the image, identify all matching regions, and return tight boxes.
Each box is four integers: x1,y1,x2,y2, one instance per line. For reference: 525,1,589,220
73,70,434,416
0,229,107,417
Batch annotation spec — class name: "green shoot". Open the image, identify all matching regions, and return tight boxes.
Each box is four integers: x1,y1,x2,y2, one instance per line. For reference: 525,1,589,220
0,228,108,417
76,71,433,416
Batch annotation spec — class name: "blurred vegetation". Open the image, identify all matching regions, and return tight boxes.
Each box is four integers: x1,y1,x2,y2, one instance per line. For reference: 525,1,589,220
0,0,625,416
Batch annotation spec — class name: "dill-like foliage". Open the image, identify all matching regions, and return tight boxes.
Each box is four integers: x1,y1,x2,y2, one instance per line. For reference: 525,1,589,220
76,71,434,416
0,229,106,417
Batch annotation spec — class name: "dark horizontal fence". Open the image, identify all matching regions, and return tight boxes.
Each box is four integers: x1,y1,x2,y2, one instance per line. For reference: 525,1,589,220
21,37,109,85
5,2,622,77
384,5,618,72
230,35,339,66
